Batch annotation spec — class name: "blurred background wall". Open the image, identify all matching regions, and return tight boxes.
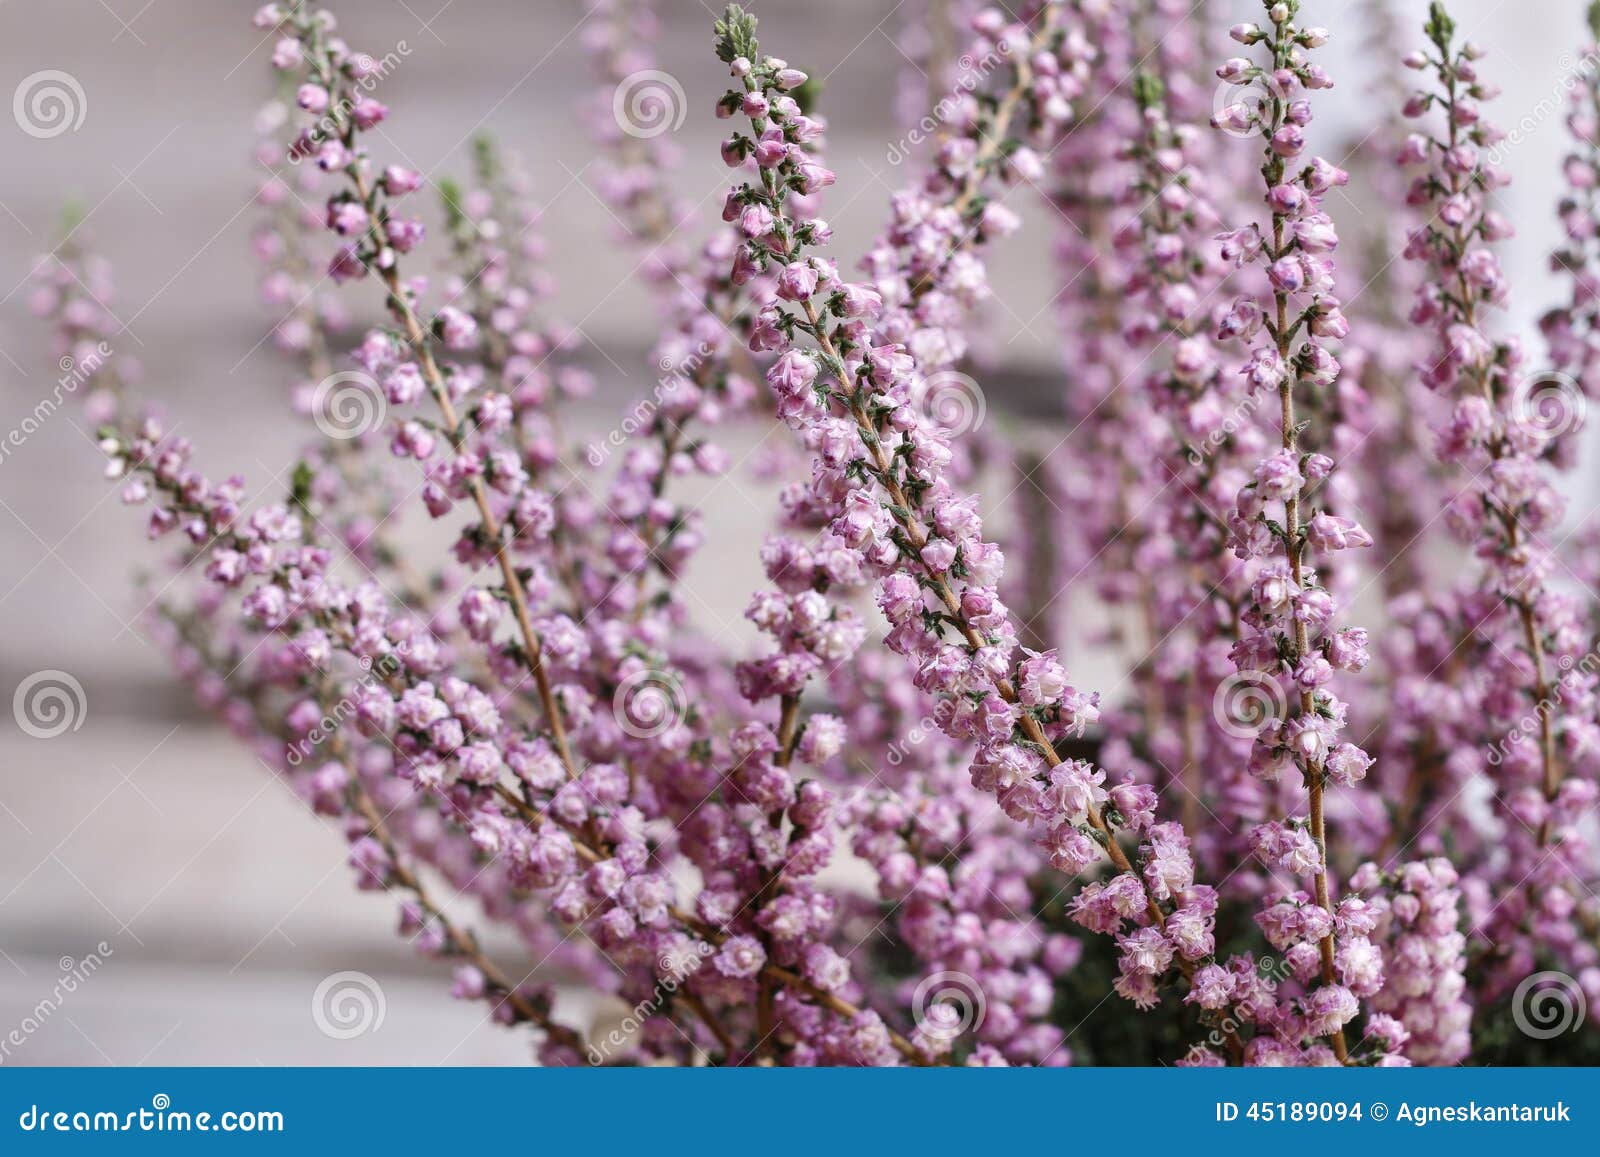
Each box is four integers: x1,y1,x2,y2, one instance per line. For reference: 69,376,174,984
0,0,1590,1064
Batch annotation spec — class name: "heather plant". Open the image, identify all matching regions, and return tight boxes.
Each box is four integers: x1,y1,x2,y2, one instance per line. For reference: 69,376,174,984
22,0,1600,1065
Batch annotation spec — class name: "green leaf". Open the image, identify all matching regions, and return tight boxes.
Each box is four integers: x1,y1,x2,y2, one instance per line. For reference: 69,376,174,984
471,134,499,183
289,459,315,511
713,4,759,65
436,176,467,233
1425,2,1456,51
1132,70,1165,111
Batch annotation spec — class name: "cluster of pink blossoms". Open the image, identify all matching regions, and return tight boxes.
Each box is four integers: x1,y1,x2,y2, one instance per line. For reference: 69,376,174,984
28,0,1600,1066
1392,4,1600,1002
1209,5,1378,1063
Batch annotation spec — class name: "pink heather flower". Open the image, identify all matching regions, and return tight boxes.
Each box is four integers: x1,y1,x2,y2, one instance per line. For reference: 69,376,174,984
327,201,368,236
1253,449,1302,501
1043,824,1101,876
1187,964,1235,1010
351,97,388,129
382,165,423,195
1018,649,1069,707
327,245,366,283
387,218,425,253
738,203,774,236
835,283,883,318
1304,984,1359,1037
1325,742,1373,787
1306,512,1374,552
802,944,850,991
713,935,767,979
434,307,477,350
778,261,820,301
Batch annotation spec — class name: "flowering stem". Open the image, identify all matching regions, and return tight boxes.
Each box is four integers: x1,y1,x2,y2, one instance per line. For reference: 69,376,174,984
488,773,929,1063
1264,61,1349,1073
803,285,1157,907
157,584,583,1052
306,60,583,789
1437,77,1560,848
344,775,584,1051
1409,4,1564,855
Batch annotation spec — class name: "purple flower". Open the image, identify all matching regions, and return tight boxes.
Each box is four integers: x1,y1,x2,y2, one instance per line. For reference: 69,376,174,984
713,935,767,979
